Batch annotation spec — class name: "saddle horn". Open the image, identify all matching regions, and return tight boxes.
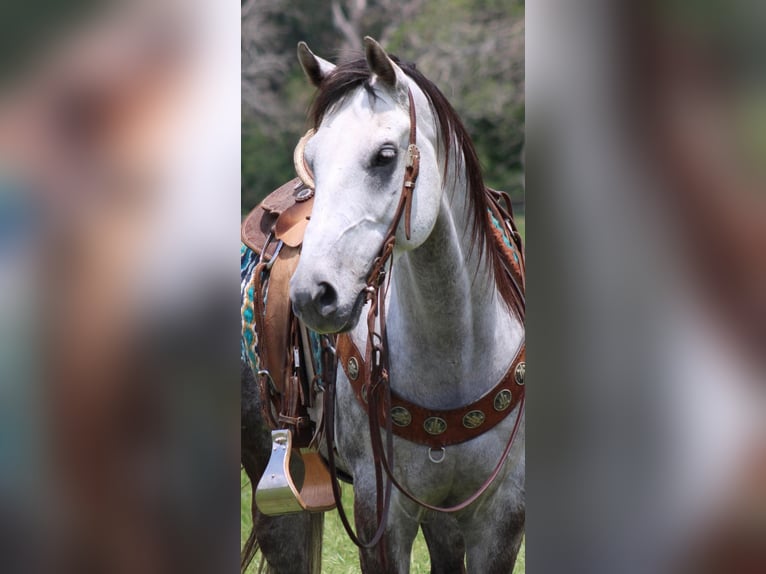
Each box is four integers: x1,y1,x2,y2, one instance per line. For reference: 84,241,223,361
293,129,316,190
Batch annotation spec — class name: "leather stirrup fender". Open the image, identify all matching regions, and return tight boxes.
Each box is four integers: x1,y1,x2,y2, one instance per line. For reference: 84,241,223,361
259,245,300,397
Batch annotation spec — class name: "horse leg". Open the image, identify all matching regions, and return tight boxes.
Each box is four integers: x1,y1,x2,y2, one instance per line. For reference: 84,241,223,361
461,502,524,574
421,513,466,574
242,446,324,574
241,360,324,574
352,487,420,574
242,454,324,574
250,510,323,574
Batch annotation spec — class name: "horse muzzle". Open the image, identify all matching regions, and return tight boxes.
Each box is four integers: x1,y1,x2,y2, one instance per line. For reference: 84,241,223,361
290,275,365,334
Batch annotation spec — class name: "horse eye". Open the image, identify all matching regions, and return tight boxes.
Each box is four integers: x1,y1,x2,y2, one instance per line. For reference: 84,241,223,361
371,145,397,168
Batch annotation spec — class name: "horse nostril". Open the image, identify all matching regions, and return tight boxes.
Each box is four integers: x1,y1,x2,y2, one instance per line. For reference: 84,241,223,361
316,282,338,313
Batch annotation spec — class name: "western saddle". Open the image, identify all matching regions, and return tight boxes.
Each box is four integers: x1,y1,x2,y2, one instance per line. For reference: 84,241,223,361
242,177,335,515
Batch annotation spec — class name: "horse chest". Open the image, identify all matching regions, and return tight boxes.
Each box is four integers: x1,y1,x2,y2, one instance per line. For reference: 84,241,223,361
334,365,524,489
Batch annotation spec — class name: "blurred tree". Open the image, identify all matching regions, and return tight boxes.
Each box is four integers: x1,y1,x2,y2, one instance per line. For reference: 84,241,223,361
0,0,101,84
241,0,524,213
387,1,525,200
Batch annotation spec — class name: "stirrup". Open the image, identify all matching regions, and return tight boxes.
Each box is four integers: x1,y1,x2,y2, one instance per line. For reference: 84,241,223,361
255,429,336,515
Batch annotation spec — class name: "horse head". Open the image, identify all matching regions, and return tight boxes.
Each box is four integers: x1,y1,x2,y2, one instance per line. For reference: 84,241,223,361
289,38,444,333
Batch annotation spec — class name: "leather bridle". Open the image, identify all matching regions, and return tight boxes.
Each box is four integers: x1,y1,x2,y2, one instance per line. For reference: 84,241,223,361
295,87,525,550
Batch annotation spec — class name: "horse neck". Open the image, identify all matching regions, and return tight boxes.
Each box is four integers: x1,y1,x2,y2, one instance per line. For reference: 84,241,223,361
383,158,523,408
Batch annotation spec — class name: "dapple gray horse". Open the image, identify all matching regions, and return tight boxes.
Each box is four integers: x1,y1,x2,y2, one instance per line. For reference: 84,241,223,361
242,37,524,573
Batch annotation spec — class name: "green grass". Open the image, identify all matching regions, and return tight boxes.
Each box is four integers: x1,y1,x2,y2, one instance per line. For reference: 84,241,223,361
515,215,525,241
242,470,524,573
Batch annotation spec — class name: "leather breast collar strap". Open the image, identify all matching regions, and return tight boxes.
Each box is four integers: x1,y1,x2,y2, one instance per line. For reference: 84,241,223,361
337,335,525,448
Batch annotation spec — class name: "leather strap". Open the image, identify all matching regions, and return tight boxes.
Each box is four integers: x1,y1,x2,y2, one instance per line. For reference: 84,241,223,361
322,340,392,549
260,247,300,392
252,245,315,444
402,90,419,240
337,334,525,448
372,389,525,514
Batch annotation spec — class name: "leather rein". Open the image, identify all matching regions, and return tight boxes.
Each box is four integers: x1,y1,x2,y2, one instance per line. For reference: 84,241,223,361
298,88,525,548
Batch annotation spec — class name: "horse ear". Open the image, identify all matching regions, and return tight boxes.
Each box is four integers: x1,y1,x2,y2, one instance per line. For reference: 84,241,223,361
363,36,406,92
297,41,335,87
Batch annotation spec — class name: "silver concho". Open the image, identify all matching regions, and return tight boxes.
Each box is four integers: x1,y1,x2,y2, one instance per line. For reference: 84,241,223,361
347,357,359,381
423,417,448,436
514,361,526,386
390,406,412,427
295,186,314,202
493,389,513,412
462,410,486,429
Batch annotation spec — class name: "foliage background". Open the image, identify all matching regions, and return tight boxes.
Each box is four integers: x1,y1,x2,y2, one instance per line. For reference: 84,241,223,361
241,0,525,214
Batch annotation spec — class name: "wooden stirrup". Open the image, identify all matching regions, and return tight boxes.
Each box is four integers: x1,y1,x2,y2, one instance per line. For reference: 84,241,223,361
255,429,336,515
